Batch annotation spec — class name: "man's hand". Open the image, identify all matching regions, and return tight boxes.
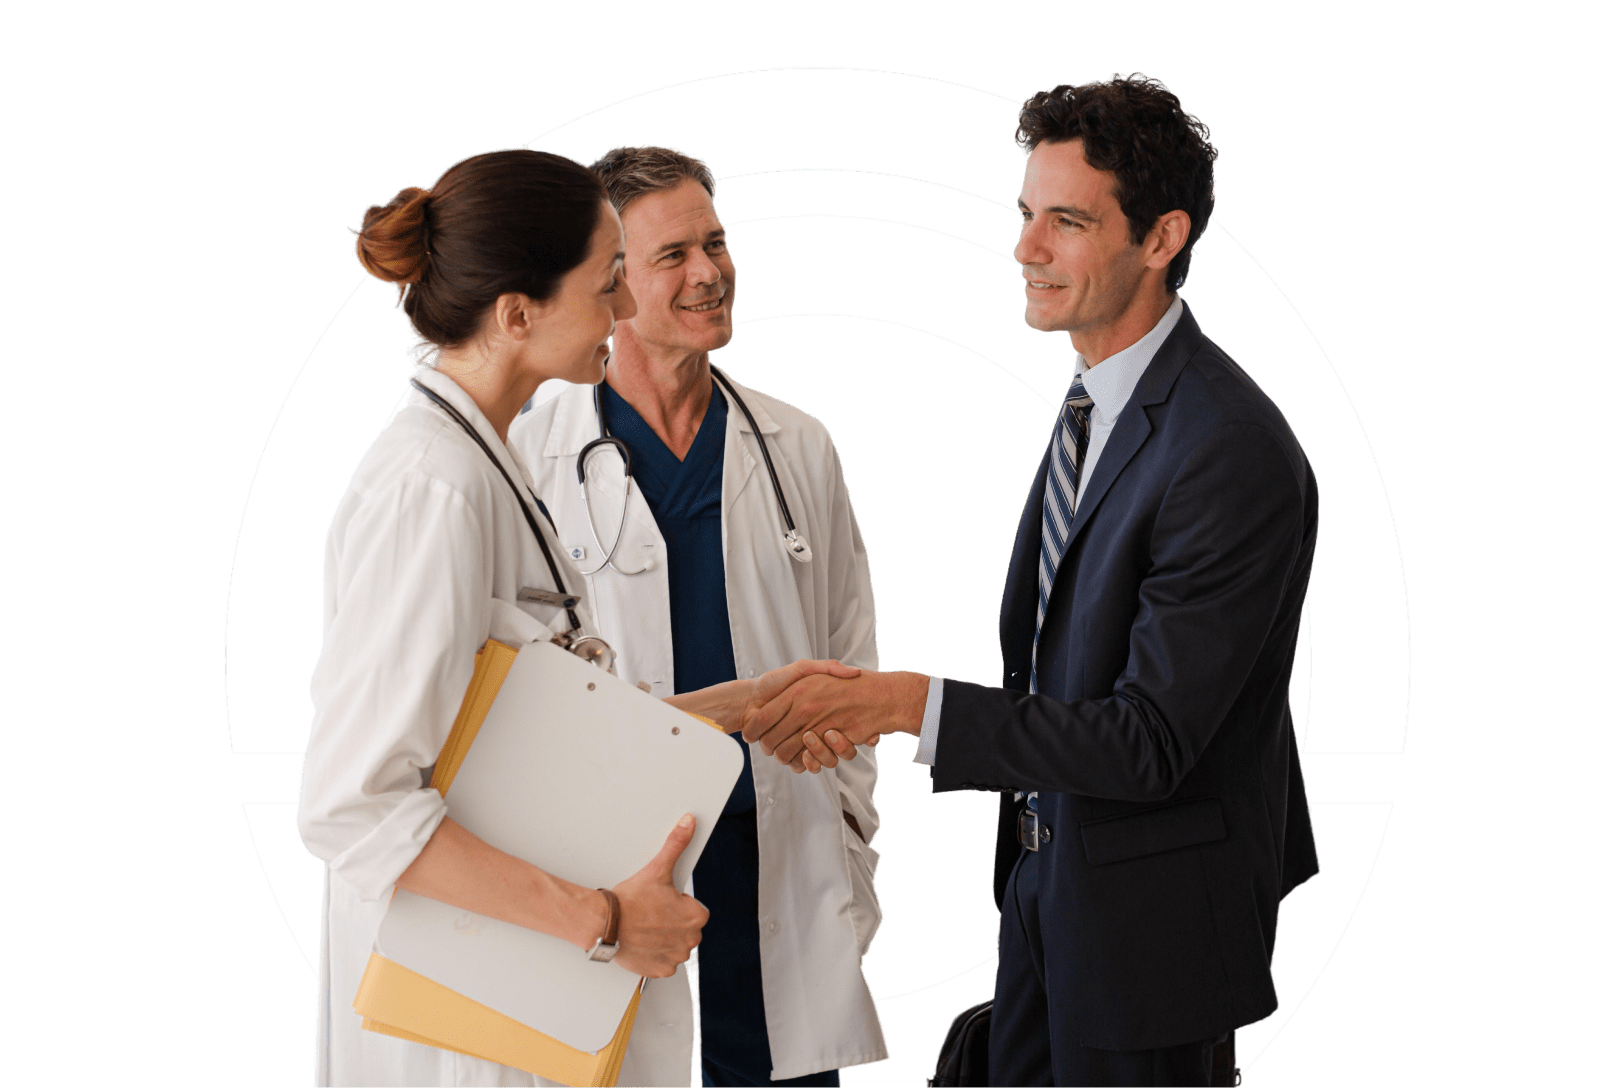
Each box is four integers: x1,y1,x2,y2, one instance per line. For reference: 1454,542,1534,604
742,669,929,772
750,658,863,709
795,727,880,774
665,658,860,732
610,814,710,978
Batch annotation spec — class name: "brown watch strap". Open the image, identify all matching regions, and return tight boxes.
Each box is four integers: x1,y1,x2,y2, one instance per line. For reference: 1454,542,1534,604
598,888,620,947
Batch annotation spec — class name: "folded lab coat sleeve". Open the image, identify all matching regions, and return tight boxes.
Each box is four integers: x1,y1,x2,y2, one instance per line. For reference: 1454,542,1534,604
301,474,494,902
819,437,881,846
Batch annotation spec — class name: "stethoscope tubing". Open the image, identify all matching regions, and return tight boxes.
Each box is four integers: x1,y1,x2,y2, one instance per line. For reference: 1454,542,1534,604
709,366,812,562
576,453,651,577
409,378,585,635
577,365,811,575
710,365,800,537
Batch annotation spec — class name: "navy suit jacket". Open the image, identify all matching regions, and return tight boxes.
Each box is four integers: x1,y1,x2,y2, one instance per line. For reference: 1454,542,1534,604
932,302,1318,1051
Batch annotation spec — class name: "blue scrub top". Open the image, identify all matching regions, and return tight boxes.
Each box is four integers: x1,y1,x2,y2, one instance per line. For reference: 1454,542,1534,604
598,382,754,812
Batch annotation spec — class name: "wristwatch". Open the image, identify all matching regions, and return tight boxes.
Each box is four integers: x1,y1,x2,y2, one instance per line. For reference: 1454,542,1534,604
587,888,621,963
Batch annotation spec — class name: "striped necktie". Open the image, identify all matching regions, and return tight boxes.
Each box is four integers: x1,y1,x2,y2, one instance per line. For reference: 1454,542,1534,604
1032,376,1094,693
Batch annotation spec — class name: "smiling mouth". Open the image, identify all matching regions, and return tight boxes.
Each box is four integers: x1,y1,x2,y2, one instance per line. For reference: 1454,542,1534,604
683,296,724,312
1027,280,1064,289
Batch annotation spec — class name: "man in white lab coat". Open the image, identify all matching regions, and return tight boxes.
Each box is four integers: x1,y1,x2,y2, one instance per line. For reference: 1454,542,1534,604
509,147,886,1086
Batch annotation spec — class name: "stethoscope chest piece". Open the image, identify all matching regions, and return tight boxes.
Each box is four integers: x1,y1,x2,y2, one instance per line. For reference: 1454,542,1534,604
561,634,618,675
784,529,814,563
583,366,815,572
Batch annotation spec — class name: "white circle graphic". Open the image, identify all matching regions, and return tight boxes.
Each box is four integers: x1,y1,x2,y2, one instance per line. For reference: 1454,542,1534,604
225,70,1401,1081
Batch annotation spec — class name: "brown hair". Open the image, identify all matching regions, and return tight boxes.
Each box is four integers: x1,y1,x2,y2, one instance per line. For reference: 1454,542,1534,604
1017,75,1217,291
588,146,715,218
356,150,606,347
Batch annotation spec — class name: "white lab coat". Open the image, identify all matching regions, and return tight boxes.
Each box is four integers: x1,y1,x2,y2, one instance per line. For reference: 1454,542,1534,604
508,374,887,1080
299,369,692,1087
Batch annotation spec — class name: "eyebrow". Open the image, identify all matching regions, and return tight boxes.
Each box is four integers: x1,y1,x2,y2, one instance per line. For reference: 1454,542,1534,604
1018,198,1098,222
650,229,725,259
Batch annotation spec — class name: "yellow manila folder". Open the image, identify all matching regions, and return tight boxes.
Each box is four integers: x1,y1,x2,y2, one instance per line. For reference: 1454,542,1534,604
354,639,743,1086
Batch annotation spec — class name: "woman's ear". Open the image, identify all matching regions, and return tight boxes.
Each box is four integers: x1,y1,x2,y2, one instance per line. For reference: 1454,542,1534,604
488,292,548,342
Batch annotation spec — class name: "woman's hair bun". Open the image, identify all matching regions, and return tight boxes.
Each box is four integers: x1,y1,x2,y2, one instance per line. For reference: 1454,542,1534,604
356,187,432,285
355,151,604,348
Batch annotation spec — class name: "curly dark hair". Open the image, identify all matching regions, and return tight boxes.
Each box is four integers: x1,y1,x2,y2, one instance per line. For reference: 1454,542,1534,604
1016,75,1217,291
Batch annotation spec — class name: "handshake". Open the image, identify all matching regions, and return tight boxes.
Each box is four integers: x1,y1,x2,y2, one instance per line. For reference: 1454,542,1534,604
731,660,930,773
607,659,928,977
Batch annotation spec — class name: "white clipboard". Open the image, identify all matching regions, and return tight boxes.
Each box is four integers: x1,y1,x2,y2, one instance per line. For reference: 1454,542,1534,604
374,639,744,1053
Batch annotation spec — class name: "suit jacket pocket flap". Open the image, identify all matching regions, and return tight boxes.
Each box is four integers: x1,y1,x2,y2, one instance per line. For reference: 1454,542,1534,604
1079,797,1226,865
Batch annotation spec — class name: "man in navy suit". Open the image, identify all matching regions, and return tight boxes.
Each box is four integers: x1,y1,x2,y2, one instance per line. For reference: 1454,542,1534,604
742,75,1318,1086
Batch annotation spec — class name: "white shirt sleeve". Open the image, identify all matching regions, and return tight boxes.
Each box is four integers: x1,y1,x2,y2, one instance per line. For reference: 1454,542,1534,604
300,475,493,902
912,676,945,766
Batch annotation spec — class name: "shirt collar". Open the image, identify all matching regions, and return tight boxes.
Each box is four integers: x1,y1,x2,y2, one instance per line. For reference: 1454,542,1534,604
411,365,545,507
411,366,510,458
1075,294,1185,423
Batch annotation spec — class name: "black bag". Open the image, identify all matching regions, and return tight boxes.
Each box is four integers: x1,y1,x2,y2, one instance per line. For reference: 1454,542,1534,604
929,1000,992,1086
1211,1031,1240,1086
930,1003,1238,1086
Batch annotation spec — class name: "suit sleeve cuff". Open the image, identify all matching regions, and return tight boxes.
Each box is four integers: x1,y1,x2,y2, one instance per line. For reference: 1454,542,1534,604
912,676,944,766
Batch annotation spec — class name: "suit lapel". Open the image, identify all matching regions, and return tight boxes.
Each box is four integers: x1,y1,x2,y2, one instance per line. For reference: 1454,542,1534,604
998,449,1051,672
1044,303,1206,607
1001,303,1210,657
1059,406,1152,557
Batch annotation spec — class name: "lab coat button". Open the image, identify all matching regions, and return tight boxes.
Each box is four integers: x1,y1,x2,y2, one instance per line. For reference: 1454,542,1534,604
767,920,779,933
767,795,776,807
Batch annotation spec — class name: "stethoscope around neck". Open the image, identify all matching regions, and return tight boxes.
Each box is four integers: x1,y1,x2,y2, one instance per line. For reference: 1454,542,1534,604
408,377,616,674
575,364,812,576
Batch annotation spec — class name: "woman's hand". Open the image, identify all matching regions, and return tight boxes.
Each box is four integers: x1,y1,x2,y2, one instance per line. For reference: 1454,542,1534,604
609,814,710,978
397,816,707,977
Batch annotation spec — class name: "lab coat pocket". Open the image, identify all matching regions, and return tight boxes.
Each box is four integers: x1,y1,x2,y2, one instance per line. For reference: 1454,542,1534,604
842,823,882,958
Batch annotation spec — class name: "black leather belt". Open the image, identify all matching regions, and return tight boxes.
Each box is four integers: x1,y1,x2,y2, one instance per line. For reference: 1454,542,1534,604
1018,809,1052,851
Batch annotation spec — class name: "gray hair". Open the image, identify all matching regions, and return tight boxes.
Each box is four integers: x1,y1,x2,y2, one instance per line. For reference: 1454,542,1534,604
588,146,715,217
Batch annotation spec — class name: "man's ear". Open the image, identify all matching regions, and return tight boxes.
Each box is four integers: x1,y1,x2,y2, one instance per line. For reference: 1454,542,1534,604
1144,210,1192,273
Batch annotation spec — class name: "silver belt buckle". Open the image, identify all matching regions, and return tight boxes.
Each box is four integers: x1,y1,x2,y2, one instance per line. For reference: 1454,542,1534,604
1017,809,1051,852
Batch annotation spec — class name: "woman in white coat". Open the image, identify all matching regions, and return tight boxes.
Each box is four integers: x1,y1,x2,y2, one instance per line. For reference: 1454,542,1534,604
299,150,852,1087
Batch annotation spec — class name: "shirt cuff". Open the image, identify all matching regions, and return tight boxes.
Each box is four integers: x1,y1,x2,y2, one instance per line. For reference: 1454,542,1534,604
912,677,944,766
